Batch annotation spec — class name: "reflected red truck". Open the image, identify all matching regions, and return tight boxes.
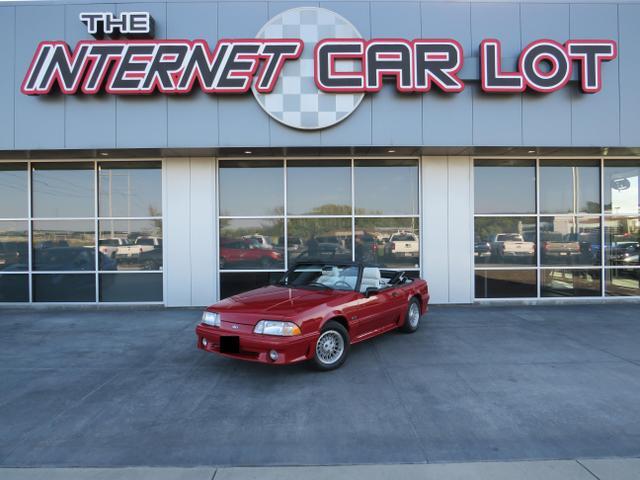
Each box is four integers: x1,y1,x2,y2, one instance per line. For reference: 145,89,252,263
196,262,429,371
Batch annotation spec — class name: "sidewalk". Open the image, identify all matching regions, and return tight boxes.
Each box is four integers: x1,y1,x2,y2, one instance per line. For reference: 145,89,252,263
1,458,639,480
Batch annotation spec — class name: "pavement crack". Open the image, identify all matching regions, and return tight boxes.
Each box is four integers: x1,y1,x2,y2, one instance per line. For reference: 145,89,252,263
576,459,602,480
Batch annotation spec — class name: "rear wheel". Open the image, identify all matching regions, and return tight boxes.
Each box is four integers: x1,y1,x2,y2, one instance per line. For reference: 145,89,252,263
311,321,349,371
400,297,421,333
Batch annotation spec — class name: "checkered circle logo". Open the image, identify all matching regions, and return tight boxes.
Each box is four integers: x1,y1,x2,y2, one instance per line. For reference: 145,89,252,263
253,7,364,130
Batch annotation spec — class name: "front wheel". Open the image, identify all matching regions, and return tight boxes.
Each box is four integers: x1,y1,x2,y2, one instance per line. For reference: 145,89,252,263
400,297,421,333
311,321,350,371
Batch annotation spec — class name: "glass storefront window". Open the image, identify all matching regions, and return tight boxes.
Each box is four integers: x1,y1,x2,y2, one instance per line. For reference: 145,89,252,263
475,269,537,298
604,216,639,267
32,273,96,302
355,160,418,215
98,161,162,217
474,217,537,267
287,218,352,266
0,163,28,218
219,160,283,216
32,162,94,218
540,216,601,266
98,220,162,271
220,271,284,299
0,221,28,271
604,160,640,214
541,269,601,297
605,268,640,296
354,217,419,268
539,160,600,214
0,274,29,302
475,160,536,214
219,218,284,270
287,160,351,215
32,220,95,271
99,273,163,302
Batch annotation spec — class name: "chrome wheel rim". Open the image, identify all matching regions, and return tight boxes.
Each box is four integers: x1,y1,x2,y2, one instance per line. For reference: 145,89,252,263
408,302,420,328
316,330,345,365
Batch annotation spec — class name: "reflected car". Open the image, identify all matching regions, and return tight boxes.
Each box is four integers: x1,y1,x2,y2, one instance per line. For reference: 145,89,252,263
291,243,351,263
196,262,430,370
220,239,282,269
474,242,491,262
0,242,28,269
384,232,419,259
33,247,116,271
541,233,581,264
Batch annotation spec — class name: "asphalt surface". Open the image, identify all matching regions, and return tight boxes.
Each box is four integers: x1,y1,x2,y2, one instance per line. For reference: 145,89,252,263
1,304,639,467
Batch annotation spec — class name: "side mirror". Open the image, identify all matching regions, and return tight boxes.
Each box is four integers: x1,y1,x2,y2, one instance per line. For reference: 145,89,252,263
364,287,379,298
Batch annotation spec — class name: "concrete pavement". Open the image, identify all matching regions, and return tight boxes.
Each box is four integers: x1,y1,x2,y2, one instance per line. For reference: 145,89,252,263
1,304,640,467
1,458,640,480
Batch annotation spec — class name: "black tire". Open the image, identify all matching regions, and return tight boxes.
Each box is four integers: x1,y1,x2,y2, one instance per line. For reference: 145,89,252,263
311,320,350,371
400,297,421,333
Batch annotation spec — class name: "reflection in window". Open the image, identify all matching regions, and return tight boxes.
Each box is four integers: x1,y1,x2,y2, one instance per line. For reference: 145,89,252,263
474,160,535,214
604,160,640,214
33,274,96,302
605,269,640,296
475,269,537,298
99,220,162,271
219,160,283,216
100,273,163,302
219,218,284,270
604,216,640,266
474,217,537,266
99,162,162,217
32,220,95,271
287,160,351,215
540,216,600,266
354,218,419,268
287,218,352,266
0,221,28,271
539,160,600,214
0,163,28,218
541,269,601,297
32,162,94,218
355,160,418,215
0,274,29,302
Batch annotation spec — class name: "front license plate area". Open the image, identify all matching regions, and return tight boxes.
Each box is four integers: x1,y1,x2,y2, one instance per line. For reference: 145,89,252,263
220,336,240,354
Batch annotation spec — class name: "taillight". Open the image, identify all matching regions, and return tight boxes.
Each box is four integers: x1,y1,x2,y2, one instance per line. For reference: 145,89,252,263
391,242,396,251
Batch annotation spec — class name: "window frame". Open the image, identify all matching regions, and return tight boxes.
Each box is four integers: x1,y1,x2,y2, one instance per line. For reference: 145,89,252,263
0,158,164,305
473,156,640,301
216,156,422,300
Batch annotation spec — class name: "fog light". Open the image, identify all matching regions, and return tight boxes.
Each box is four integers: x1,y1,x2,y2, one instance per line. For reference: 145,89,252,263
269,350,279,361
202,338,208,347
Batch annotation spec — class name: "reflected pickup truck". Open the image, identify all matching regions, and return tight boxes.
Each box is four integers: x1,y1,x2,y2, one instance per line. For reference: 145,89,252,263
116,236,161,259
491,233,535,259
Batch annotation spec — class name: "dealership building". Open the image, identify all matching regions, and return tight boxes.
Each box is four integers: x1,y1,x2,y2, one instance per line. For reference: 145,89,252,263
0,0,639,306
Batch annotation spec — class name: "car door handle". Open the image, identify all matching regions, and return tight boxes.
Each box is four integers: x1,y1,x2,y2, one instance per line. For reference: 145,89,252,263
391,292,399,297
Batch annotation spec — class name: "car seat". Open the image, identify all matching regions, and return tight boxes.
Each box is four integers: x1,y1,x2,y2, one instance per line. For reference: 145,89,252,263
360,267,381,293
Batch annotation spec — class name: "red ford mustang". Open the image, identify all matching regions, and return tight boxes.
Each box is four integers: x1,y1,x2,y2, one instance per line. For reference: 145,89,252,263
196,262,429,370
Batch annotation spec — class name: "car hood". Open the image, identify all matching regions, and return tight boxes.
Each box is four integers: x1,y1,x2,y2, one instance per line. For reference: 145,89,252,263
212,285,346,321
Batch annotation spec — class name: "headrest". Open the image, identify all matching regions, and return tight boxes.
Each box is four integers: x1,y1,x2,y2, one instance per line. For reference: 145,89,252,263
362,267,381,280
320,266,339,277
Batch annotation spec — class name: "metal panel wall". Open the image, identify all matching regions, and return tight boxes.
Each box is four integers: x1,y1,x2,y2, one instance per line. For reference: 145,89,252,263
2,1,638,150
0,7,15,150
421,155,473,304
65,3,117,149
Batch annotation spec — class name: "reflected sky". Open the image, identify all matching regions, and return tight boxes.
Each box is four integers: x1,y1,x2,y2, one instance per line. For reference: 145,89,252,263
0,164,28,218
539,164,600,214
475,161,535,214
99,162,162,217
32,163,94,218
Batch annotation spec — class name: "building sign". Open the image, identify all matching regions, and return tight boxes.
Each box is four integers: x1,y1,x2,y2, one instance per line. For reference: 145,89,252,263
20,7,617,130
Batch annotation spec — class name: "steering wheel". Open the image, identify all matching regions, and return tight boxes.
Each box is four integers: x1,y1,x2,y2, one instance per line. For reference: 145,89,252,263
333,280,352,289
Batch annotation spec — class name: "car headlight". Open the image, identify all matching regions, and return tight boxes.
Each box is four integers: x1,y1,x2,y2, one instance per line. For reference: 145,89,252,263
254,320,301,336
202,311,220,327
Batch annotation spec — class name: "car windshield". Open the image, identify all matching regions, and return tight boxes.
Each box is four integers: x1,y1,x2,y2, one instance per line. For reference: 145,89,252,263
279,264,359,291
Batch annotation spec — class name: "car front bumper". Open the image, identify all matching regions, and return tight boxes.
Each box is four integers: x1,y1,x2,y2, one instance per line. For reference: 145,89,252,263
195,323,317,365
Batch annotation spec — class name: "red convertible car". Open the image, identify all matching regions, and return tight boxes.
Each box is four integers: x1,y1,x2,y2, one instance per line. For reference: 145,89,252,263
196,262,429,370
